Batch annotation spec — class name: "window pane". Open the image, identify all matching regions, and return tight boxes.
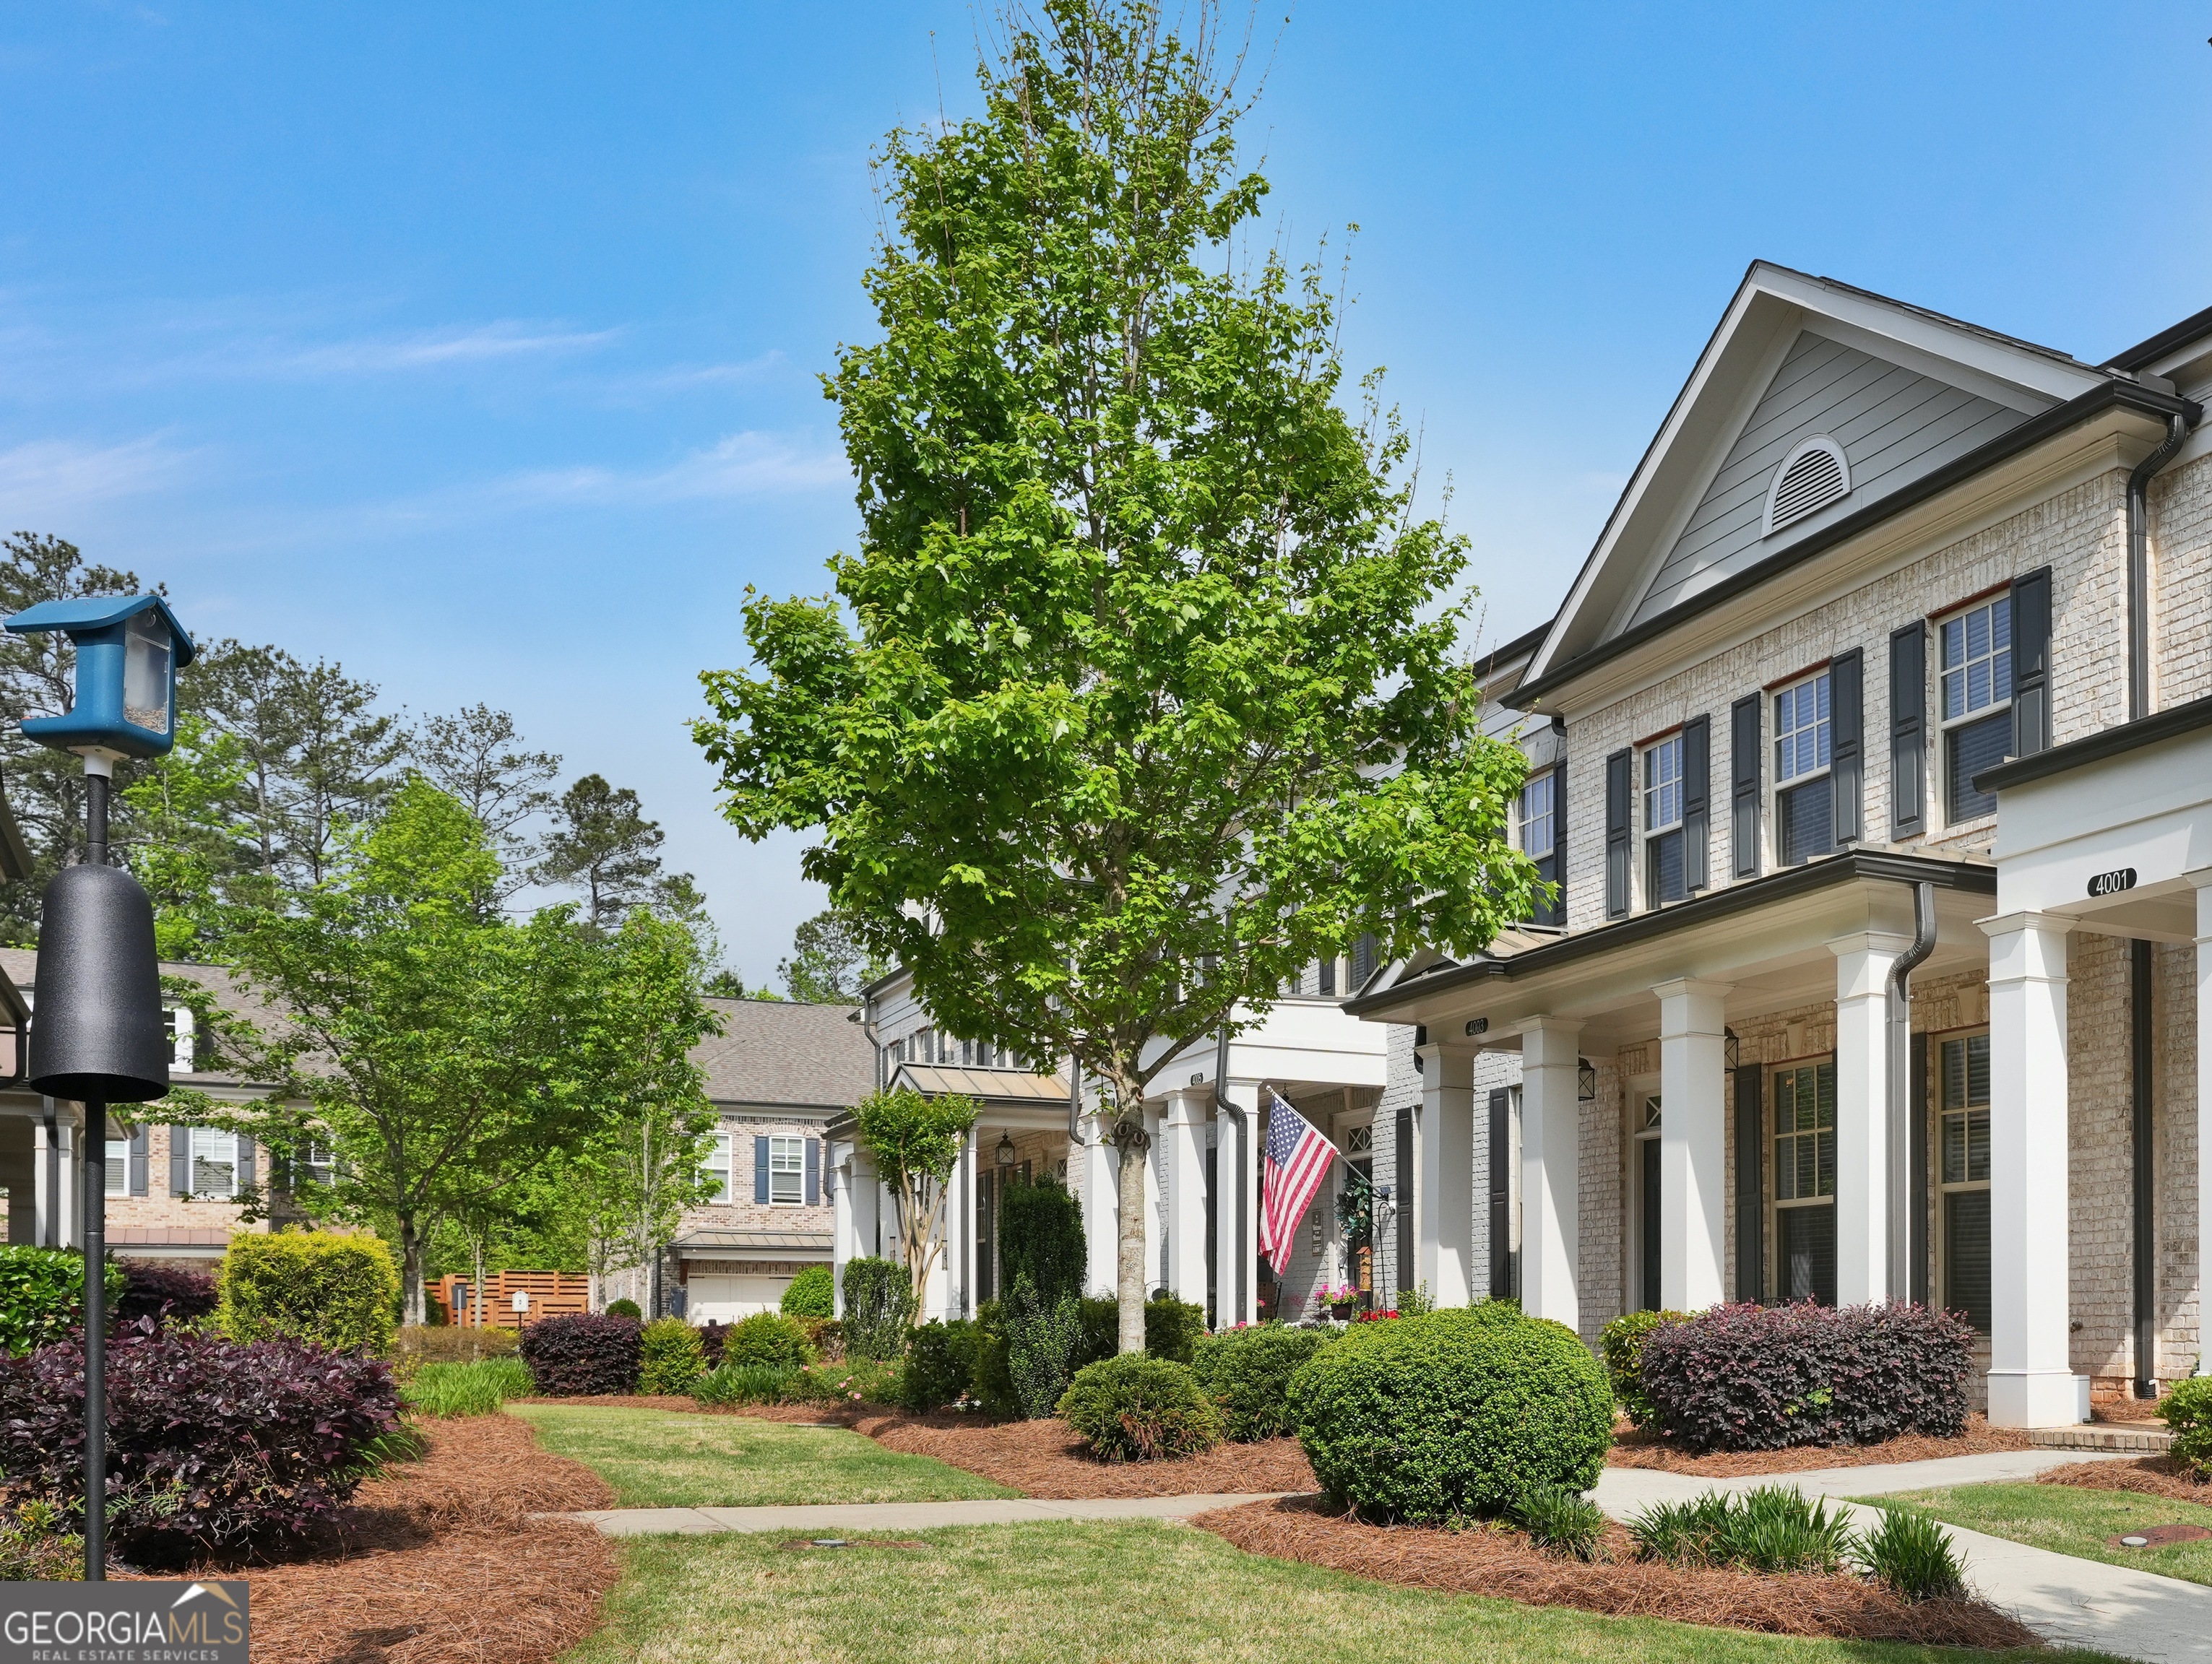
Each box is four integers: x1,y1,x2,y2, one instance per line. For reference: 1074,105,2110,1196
1779,778,1833,865
1779,1204,1837,1305
1941,617,1963,672
1945,1188,1992,1332
1942,668,1965,719
1966,1109,1990,1184
1648,829,1685,905
1946,710,2010,822
1943,1110,1968,1186
190,1128,233,1197
106,1138,127,1196
1963,1034,1989,1105
769,1135,804,1204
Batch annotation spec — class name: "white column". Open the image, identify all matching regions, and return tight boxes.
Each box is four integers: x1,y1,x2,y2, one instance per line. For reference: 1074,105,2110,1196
1654,979,1732,1313
1078,1111,1120,1299
34,1110,74,1250
1521,1018,1582,1332
831,1145,857,1317
1831,933,1909,1307
1144,1103,1166,1296
1416,1039,1477,1306
1217,1080,1260,1326
2194,873,2212,1381
1984,911,2078,1426
1163,1089,1209,1307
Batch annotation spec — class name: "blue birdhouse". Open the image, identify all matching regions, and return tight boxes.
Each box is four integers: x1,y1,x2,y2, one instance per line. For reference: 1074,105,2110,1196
4,595,195,760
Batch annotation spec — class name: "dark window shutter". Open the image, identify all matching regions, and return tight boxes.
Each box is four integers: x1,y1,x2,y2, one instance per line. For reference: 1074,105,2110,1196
1829,648,1863,846
168,1127,191,1196
1350,932,1376,989
1889,622,1927,837
1734,1062,1763,1303
1394,1105,1414,1296
236,1135,256,1195
804,1138,821,1206
1909,1030,1930,1307
753,1135,770,1204
1604,749,1632,918
1730,694,1761,878
128,1127,149,1197
1486,1088,1514,1301
1550,755,1567,922
1318,956,1336,997
2010,567,2052,758
1681,715,1711,891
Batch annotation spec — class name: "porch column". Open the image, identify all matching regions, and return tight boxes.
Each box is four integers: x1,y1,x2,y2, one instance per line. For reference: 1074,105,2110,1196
1217,1080,1260,1327
33,1107,72,1250
1521,1018,1582,1332
2194,872,2212,1377
1163,1088,1210,1308
1145,1103,1167,1295
1984,911,2077,1426
830,1145,863,1316
1655,980,1732,1313
1416,1038,1477,1306
1831,932,1910,1307
1077,1110,1120,1298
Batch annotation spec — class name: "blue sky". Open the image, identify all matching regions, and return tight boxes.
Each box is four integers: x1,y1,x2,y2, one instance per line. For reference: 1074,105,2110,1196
4,3,2208,984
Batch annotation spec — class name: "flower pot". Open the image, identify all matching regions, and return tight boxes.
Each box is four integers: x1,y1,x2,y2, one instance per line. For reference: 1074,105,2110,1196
1329,1301,1356,1320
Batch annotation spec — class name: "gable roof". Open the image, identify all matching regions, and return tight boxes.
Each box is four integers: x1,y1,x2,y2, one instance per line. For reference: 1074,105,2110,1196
1516,261,2149,708
692,997,876,1109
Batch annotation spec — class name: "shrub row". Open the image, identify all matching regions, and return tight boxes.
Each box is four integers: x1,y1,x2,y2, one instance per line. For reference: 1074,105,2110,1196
2161,1376,2212,1478
519,1313,641,1395
1191,1324,1331,1441
0,1249,126,1357
1638,1301,1973,1452
217,1232,399,1354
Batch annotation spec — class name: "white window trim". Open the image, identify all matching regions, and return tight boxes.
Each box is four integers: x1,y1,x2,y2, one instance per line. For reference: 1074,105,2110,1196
768,1134,805,1207
105,1136,129,1197
1520,768,1557,860
1933,1028,1993,1328
704,1132,734,1205
1761,436,1852,535
1934,594,2013,830
189,1126,238,1200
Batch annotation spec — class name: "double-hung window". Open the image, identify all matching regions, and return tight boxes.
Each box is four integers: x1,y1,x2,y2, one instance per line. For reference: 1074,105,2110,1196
1521,769,1560,925
1938,1034,1992,1331
702,1132,734,1204
1939,595,2011,824
105,1137,129,1196
1773,672,1833,865
189,1127,237,1199
769,1135,805,1205
1642,738,1685,906
1771,1061,1836,1305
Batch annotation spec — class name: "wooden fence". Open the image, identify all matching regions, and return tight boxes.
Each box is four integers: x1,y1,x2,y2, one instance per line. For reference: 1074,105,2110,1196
432,1270,589,1328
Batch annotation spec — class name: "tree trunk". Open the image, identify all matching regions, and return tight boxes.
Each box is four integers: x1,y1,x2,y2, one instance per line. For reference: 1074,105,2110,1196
1115,1128,1147,1353
399,1217,425,1327
472,1233,485,1329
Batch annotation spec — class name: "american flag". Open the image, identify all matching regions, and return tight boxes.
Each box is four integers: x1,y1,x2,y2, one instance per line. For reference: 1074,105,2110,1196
1258,1089,1336,1273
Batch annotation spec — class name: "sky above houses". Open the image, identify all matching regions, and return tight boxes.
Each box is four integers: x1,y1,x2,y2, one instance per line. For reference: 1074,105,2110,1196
4,3,2208,985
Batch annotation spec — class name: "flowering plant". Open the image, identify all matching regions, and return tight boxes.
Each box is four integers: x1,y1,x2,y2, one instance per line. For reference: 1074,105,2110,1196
1352,1307,1399,1323
1311,1282,1358,1308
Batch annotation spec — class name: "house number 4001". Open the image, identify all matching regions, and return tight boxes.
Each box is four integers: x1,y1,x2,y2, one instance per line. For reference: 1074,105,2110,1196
2086,867,2138,898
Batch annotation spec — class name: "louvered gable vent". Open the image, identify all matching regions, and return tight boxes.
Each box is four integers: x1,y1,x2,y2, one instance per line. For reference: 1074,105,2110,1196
1763,437,1849,534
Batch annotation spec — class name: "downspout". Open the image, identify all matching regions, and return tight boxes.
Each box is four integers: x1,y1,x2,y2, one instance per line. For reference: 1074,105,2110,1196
1885,881,1937,1306
2127,410,2190,722
2131,939,2156,1398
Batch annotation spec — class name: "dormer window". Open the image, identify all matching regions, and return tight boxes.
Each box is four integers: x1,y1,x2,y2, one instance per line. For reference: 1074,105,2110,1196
1763,437,1851,535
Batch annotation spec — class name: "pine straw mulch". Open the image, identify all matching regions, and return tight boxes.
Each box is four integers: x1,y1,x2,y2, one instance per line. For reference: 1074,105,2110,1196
2041,1455,2212,1507
1193,1494,2040,1649
124,1413,621,1664
1607,1416,2034,1476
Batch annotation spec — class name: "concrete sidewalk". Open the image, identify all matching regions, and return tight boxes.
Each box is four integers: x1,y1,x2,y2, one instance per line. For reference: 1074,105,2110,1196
568,1492,1292,1538
1592,1453,2212,1664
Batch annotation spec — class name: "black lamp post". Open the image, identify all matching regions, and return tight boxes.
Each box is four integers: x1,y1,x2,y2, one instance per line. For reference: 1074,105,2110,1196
6,594,194,1581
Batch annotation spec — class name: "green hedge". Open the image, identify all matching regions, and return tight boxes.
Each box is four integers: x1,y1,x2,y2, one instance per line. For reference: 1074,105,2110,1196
1288,1304,1612,1523
999,1180,1085,1305
217,1232,399,1353
840,1257,914,1360
1058,1353,1223,1460
722,1311,810,1369
2161,1376,2212,1478
779,1265,834,1317
1192,1324,1332,1440
899,1318,981,1412
0,1248,125,1358
638,1317,708,1394
1600,1308,1689,1428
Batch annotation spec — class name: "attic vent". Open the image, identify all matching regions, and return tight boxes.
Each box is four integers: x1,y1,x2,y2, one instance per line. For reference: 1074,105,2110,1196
1763,437,1850,534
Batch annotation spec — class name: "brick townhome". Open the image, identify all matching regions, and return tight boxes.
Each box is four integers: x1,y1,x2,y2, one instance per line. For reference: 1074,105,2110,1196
1352,262,2212,1426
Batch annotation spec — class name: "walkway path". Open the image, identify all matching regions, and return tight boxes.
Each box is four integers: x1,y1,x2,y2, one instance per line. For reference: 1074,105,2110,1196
1592,1451,2212,1664
569,1492,1294,1538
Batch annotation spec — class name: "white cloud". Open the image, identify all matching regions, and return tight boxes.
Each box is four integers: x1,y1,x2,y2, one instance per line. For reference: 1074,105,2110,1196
275,321,623,376
485,431,849,508
0,434,196,515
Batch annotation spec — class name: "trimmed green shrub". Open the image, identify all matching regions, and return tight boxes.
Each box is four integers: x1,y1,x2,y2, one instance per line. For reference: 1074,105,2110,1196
899,1318,980,1412
605,1298,643,1319
795,1315,843,1358
0,1249,124,1358
1144,1294,1206,1364
217,1232,399,1353
1858,1505,1966,1600
639,1317,708,1394
519,1313,641,1395
1004,1278,1084,1419
1601,1309,1690,1428
1076,1296,1120,1369
999,1179,1085,1305
781,1265,834,1317
1192,1324,1332,1441
2158,1376,2212,1479
1510,1485,1606,1561
841,1257,915,1360
1058,1353,1224,1460
1288,1305,1612,1523
402,1357,533,1417
723,1311,810,1369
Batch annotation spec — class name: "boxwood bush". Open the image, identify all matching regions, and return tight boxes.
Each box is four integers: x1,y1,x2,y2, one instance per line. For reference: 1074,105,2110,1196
722,1311,810,1369
1638,1301,1972,1452
2159,1375,2212,1478
0,1248,125,1357
217,1232,400,1353
1191,1324,1332,1441
637,1317,708,1395
1600,1309,1690,1428
899,1318,980,1412
840,1257,914,1361
1057,1353,1223,1460
0,1319,399,1565
1288,1304,1611,1523
779,1265,834,1317
519,1312,642,1395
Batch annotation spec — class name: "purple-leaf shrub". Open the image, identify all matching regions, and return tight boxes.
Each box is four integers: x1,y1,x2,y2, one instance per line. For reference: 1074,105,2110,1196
0,1318,399,1565
1638,1301,1973,1453
115,1262,220,1328
518,1313,641,1396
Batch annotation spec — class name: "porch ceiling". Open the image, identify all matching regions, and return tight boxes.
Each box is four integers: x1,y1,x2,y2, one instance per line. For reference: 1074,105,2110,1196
1349,851,1996,1052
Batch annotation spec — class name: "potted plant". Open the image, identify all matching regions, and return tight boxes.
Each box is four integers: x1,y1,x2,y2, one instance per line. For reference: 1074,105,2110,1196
1315,1281,1359,1320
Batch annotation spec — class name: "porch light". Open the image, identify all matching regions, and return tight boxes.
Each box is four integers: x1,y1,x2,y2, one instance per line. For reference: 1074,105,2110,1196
1578,1057,1597,1101
995,1131,1016,1168
1724,1028,1741,1072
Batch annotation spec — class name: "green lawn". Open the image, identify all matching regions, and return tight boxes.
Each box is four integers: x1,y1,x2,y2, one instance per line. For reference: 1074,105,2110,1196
506,1405,1018,1508
558,1519,2117,1664
1865,1483,2212,1588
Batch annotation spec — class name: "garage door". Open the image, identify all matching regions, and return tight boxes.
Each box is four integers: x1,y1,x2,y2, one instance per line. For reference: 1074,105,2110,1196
684,1274,791,1322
